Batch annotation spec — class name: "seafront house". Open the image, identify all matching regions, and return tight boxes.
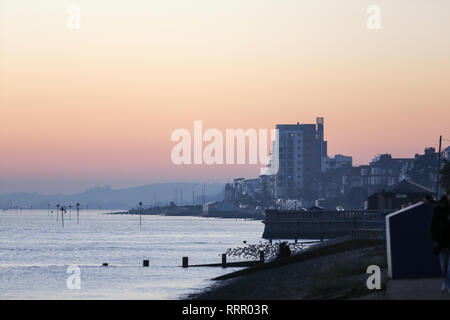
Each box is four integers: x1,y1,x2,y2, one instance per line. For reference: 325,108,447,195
366,179,434,210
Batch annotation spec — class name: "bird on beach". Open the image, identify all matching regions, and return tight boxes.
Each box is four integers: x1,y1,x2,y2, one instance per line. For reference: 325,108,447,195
225,242,306,260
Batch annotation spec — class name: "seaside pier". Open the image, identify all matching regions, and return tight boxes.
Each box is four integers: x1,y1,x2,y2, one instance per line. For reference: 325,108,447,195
262,209,386,240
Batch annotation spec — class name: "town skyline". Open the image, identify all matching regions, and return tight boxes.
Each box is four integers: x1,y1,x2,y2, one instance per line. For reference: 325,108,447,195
0,126,447,195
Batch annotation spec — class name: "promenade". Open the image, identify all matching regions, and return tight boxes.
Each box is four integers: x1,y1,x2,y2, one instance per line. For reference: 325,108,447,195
386,279,450,300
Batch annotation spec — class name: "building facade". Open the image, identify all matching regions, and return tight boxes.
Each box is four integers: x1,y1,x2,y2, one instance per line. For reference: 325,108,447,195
274,118,325,200
321,154,353,172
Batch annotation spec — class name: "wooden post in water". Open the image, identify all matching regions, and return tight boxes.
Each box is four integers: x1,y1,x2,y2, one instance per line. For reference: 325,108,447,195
222,254,227,268
143,260,149,267
76,203,80,224
259,251,265,263
61,206,65,228
182,257,188,268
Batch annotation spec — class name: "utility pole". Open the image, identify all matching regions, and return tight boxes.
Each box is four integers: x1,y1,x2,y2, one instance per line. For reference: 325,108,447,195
202,183,205,204
436,135,442,199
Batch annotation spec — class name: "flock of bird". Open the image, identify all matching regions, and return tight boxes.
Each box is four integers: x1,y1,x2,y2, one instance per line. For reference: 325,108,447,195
225,241,308,261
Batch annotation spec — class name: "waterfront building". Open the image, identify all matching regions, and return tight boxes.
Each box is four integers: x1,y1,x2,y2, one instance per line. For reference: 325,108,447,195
367,179,433,210
444,146,450,161
315,154,415,209
403,147,438,191
224,183,234,201
274,117,325,200
321,154,353,172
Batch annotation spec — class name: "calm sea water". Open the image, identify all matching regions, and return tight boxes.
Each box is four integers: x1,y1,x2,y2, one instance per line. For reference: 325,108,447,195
0,210,265,299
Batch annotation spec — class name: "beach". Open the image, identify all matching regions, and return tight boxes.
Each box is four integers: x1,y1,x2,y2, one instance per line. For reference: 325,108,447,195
190,238,389,300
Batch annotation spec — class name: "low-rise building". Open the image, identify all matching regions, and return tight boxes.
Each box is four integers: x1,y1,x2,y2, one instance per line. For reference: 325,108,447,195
367,179,433,210
321,154,352,172
443,146,450,161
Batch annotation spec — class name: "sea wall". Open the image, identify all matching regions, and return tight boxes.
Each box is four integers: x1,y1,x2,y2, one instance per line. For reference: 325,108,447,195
262,210,383,240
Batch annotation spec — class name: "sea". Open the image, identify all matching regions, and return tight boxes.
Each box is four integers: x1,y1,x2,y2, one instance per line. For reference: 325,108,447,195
0,209,265,299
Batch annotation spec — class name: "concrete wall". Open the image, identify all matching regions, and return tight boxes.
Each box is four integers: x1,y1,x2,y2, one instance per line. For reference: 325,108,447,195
262,210,383,240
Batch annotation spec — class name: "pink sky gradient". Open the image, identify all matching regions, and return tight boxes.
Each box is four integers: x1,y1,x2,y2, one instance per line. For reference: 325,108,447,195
1,1,449,193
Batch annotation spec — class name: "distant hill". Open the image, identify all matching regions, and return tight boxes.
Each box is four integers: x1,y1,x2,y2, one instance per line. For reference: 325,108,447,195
0,183,225,209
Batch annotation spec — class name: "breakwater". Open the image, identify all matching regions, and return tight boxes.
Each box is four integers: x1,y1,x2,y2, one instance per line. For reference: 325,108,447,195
262,209,385,240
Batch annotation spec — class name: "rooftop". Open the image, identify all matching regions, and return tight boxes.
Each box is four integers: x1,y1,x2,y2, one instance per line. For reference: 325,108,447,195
384,179,434,195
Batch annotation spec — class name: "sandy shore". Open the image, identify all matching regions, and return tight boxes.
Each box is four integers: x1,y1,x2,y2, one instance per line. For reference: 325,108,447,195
189,238,389,300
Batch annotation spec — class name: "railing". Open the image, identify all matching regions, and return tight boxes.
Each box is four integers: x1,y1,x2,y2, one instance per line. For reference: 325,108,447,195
264,209,385,222
262,209,394,240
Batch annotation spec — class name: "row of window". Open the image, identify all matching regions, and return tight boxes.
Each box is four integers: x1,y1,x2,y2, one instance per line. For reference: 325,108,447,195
360,167,395,176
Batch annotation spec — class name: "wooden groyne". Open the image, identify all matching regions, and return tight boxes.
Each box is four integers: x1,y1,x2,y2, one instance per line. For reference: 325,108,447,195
181,253,265,268
262,209,387,240
212,237,383,281
187,261,262,268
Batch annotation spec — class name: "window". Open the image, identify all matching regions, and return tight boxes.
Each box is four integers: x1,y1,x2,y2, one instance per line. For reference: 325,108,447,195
371,167,381,175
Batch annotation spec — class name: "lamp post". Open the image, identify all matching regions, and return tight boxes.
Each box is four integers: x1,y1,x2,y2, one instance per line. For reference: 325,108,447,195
138,201,143,227
76,203,80,224
60,206,65,228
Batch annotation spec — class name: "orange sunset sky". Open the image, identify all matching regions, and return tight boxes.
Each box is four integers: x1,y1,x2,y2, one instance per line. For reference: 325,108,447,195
1,0,450,193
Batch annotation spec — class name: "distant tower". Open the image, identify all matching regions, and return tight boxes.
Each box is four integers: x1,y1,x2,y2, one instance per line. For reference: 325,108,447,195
316,117,324,142
316,117,327,171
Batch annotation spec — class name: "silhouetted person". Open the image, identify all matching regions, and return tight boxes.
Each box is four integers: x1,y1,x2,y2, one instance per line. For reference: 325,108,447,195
425,195,437,207
430,189,450,293
277,242,291,259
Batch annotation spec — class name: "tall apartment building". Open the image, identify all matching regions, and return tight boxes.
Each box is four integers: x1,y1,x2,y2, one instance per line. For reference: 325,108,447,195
274,117,325,200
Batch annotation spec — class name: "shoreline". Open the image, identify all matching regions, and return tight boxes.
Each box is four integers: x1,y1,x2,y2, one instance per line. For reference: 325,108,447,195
105,210,265,220
188,237,389,300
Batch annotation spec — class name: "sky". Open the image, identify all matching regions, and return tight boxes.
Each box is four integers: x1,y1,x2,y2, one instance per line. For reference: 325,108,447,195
1,0,450,194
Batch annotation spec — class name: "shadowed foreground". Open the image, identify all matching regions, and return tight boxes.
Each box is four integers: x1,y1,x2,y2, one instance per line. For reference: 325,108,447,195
189,239,389,300
189,236,450,300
